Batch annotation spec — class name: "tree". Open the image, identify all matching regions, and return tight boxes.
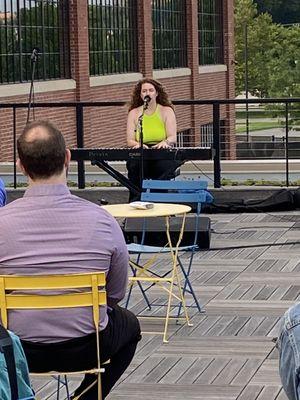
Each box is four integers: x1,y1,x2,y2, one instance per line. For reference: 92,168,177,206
235,0,300,98
0,1,66,84
255,0,300,25
235,0,278,96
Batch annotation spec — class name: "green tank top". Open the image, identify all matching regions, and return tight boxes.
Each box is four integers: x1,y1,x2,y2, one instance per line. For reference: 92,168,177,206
135,105,166,144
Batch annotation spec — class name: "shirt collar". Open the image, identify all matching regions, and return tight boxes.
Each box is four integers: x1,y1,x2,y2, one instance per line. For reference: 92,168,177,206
24,184,71,198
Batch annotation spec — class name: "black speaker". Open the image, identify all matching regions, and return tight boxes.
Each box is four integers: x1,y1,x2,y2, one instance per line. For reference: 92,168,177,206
294,187,300,209
123,215,211,249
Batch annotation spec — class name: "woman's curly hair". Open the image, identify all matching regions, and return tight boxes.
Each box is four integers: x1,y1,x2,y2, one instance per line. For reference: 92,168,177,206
128,78,174,112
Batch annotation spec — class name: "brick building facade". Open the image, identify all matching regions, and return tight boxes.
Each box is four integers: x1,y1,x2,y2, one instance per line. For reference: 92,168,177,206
0,0,235,163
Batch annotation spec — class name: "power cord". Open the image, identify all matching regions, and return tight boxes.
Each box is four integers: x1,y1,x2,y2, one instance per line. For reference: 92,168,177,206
209,240,300,251
208,212,299,250
189,160,299,224
210,223,298,235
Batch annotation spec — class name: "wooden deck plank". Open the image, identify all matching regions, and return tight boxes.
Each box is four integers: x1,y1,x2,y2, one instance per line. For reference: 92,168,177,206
236,385,264,400
158,356,198,384
212,359,247,385
175,357,213,384
194,358,230,384
256,385,282,400
249,360,282,385
231,359,263,386
32,210,300,399
107,383,242,399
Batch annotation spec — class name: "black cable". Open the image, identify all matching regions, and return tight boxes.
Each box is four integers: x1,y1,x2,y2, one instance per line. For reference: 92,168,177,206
189,160,299,224
208,240,300,251
211,223,297,235
190,160,216,186
208,215,299,250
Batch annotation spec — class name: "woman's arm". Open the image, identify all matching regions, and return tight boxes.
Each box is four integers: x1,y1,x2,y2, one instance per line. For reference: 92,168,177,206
152,106,177,149
126,109,149,148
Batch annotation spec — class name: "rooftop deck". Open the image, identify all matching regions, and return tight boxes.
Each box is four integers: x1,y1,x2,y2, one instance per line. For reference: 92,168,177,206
33,210,300,400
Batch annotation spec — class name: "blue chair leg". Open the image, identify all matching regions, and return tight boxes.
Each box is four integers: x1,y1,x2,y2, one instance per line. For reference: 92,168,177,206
125,263,152,310
64,375,70,399
177,255,203,317
56,375,70,400
56,375,60,400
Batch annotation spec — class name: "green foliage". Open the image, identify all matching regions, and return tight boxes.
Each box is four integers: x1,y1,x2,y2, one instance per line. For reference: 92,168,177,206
221,178,300,187
0,1,65,83
88,3,137,75
235,0,300,99
236,109,275,118
256,0,300,25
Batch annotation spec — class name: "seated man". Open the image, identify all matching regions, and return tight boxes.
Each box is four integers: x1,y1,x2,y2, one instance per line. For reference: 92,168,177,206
0,120,141,400
277,303,300,400
0,178,6,206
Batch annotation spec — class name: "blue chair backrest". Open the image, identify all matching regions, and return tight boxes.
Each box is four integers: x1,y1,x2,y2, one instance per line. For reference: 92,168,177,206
142,180,208,191
141,180,212,247
141,180,210,209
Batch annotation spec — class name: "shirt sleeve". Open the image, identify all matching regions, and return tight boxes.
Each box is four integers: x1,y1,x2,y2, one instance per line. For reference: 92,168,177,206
106,217,129,304
0,179,7,207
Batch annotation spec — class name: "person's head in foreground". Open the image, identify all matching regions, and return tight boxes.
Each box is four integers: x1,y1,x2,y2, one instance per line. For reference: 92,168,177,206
17,120,70,184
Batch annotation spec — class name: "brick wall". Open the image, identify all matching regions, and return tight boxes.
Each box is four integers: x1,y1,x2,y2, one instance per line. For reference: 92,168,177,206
0,0,235,162
224,0,236,159
0,90,77,162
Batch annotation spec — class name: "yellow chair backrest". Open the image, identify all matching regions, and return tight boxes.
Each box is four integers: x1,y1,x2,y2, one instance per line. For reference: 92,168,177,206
0,273,106,330
0,272,107,399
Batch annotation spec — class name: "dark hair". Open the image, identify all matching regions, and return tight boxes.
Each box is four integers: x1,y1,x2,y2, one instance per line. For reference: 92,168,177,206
17,120,66,180
128,78,174,112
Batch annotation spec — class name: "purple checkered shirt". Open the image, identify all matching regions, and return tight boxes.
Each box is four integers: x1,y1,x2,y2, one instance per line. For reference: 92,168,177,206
0,184,129,343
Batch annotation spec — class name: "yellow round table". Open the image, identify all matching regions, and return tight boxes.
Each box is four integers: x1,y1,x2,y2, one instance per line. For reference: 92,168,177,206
102,203,191,218
102,202,193,343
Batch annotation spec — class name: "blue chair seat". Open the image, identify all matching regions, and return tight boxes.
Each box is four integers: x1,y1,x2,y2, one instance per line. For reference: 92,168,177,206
127,243,198,254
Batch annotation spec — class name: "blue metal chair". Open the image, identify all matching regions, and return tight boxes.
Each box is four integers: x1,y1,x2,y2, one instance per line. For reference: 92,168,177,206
125,179,213,316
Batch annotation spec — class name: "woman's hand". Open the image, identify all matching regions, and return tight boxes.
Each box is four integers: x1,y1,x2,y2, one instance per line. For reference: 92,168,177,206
131,143,149,149
152,140,171,149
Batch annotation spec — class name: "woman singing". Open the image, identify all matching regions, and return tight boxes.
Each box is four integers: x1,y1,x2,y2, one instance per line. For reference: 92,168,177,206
126,78,179,201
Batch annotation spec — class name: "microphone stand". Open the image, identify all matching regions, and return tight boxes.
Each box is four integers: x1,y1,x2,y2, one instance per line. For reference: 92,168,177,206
27,49,38,123
138,101,148,191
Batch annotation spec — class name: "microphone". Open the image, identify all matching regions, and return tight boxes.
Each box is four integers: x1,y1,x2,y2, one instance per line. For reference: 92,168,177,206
30,48,40,62
143,95,151,109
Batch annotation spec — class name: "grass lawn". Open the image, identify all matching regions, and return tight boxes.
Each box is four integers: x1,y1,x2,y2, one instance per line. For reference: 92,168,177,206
236,120,283,133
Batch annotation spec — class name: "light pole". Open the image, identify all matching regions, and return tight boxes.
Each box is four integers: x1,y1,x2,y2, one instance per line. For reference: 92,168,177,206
244,23,249,142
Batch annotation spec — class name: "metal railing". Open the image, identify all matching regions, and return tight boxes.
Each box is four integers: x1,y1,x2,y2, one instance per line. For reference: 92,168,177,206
1,97,300,189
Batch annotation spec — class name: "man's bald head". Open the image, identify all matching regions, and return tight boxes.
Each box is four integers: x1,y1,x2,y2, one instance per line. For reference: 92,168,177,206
17,120,67,180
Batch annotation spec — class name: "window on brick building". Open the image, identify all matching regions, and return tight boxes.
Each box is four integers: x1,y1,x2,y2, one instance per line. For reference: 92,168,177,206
200,120,225,149
177,129,191,147
152,0,187,70
198,0,224,65
0,0,70,84
88,0,138,76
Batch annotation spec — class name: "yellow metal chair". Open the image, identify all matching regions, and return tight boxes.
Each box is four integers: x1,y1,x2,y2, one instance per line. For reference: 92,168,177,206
0,272,106,400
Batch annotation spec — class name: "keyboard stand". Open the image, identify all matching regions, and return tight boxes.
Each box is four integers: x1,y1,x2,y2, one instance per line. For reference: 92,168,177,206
91,160,141,197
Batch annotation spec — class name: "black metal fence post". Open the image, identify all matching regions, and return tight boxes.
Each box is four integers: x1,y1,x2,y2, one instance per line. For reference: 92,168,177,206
285,102,289,187
213,102,221,188
76,103,85,189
